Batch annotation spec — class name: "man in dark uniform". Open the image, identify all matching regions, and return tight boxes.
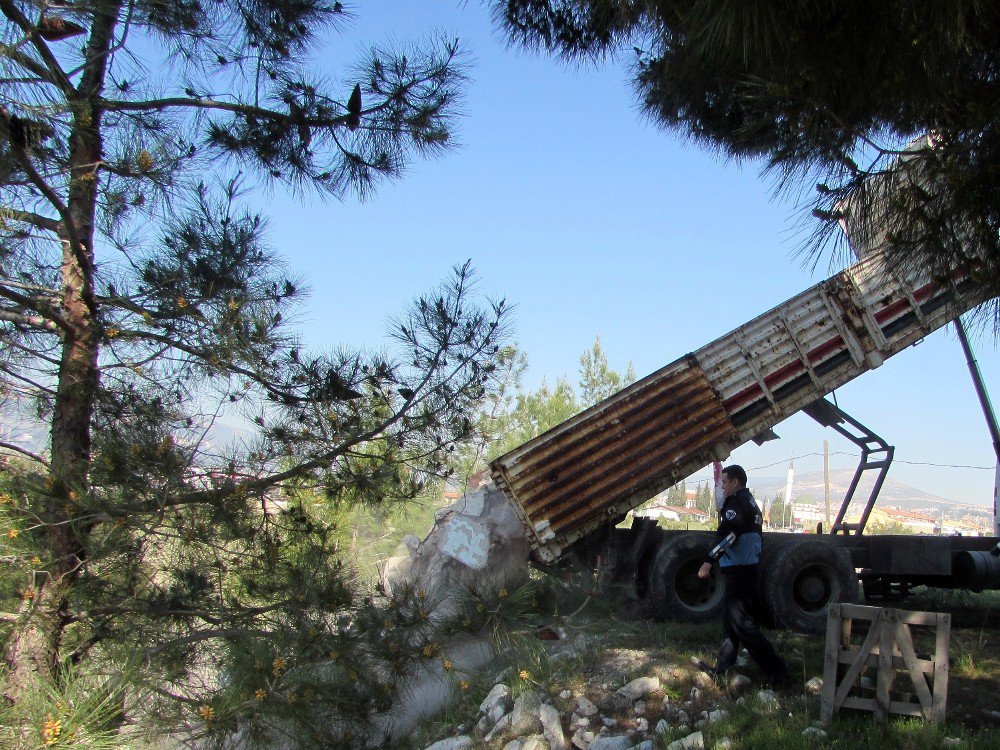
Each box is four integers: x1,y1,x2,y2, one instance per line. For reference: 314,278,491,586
697,464,789,686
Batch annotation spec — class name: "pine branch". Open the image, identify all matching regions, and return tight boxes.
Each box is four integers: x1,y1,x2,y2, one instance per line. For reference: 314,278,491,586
0,206,61,234
0,0,76,95
0,441,49,467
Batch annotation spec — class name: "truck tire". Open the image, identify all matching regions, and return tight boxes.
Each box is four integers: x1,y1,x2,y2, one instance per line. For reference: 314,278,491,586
646,532,726,622
756,539,792,628
765,541,858,634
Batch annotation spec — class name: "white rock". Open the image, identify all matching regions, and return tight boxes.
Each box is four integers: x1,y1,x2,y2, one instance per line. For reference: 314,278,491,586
802,727,828,740
439,515,491,569
804,677,823,696
480,683,512,715
423,737,473,750
676,710,690,726
571,728,595,750
634,700,646,715
503,741,523,750
629,742,653,750
736,656,748,668
490,703,509,723
665,730,705,750
540,702,569,750
654,720,669,735
635,717,649,733
602,718,618,727
457,490,486,517
560,690,573,700
617,677,661,702
476,715,492,734
484,714,512,743
511,690,543,736
521,735,550,750
713,738,734,750
589,735,634,750
577,697,600,716
756,690,780,711
708,709,729,724
689,687,701,702
941,739,964,749
728,675,752,692
403,534,421,553
576,717,590,728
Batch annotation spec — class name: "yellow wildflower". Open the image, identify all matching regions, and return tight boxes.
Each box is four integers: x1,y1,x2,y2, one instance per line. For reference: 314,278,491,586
0,493,11,504
198,704,214,722
498,588,508,598
417,588,426,600
285,691,297,703
518,670,531,681
442,658,453,671
106,327,119,338
422,644,434,658
68,490,78,502
272,656,287,677
23,589,35,601
31,556,42,565
254,689,266,701
228,297,240,311
176,296,188,309
41,714,61,745
7,528,19,538
459,680,470,690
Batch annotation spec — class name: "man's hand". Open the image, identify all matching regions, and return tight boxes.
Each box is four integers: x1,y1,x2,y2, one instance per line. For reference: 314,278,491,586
697,562,713,579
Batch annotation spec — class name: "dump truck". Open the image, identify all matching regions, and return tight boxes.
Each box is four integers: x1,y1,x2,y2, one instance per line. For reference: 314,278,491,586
489,243,1000,634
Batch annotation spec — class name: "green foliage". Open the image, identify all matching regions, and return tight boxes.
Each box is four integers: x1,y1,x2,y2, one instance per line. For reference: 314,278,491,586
0,3,511,746
495,1,1000,322
0,660,139,750
579,335,633,406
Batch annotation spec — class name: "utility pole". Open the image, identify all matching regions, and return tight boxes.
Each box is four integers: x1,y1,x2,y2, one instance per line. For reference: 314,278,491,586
824,440,831,530
954,317,1000,536
785,460,794,529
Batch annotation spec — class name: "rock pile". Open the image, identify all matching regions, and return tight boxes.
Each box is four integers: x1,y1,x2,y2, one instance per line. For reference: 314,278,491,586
418,663,829,750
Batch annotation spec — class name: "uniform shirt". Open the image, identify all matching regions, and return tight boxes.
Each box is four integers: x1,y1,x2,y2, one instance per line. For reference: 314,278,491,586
707,487,763,568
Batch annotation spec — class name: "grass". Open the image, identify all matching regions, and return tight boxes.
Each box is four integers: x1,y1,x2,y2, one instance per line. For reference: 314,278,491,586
400,579,1000,750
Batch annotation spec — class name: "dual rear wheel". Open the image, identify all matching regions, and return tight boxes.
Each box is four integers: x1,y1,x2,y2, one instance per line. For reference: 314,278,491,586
641,533,858,633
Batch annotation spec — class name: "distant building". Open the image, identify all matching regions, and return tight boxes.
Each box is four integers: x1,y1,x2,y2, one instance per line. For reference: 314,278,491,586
870,507,937,533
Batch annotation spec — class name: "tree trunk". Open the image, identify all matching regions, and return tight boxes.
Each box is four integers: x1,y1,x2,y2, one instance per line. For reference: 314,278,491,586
2,2,120,700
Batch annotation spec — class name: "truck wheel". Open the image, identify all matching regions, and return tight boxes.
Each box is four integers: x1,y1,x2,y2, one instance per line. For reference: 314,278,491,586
646,532,726,622
756,539,792,628
765,541,858,634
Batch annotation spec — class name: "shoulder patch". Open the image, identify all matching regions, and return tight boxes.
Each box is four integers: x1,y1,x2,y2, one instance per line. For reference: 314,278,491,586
724,509,737,521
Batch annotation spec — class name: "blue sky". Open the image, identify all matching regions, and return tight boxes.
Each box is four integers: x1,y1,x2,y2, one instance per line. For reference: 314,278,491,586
256,2,999,505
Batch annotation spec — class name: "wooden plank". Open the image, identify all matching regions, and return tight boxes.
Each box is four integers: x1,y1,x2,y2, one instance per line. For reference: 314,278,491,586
834,609,884,707
837,649,933,672
894,622,933,714
894,610,948,626
875,610,895,722
932,613,951,723
842,697,926,717
839,603,882,620
822,604,842,723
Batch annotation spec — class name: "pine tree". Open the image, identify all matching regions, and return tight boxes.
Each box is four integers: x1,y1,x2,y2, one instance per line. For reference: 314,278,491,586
0,2,508,745
495,1,1000,322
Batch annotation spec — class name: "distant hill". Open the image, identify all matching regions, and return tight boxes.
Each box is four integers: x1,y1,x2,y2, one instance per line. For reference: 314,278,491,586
748,468,986,511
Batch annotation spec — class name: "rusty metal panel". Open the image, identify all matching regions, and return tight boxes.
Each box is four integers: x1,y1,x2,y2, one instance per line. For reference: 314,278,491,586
490,357,736,561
